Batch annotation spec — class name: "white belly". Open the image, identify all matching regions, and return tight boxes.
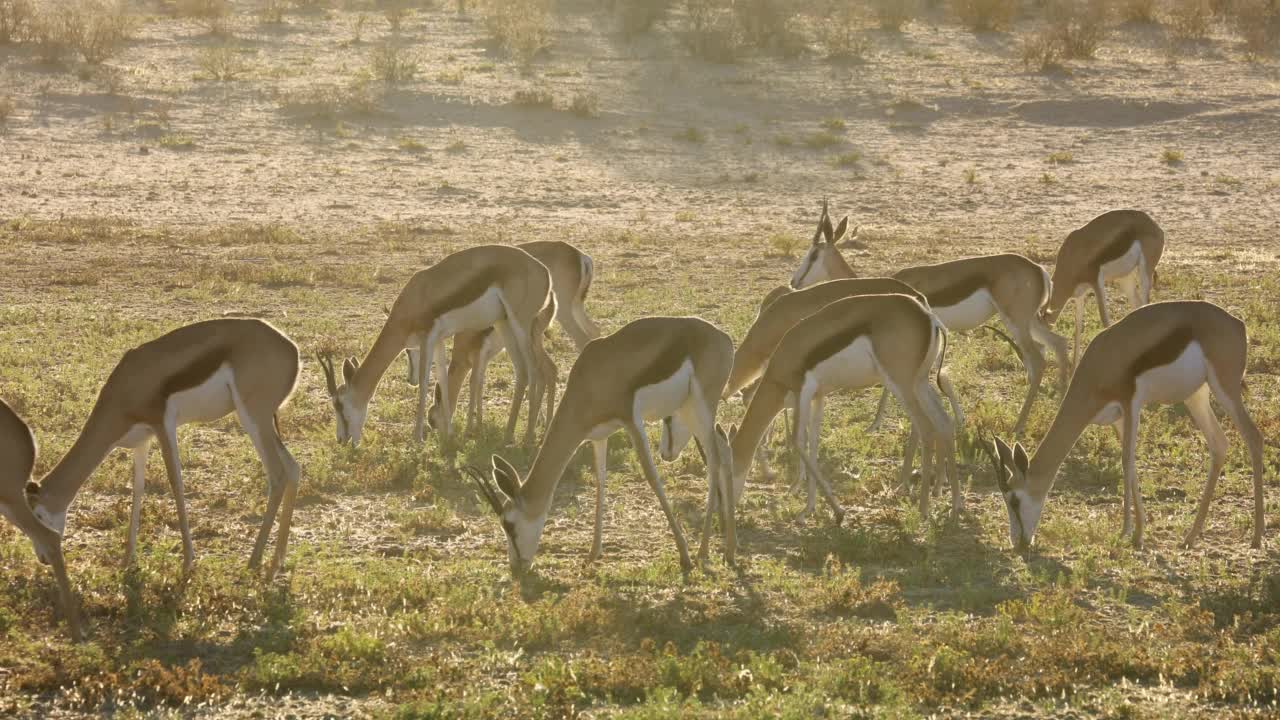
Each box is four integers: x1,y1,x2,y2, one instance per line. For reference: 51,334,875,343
169,363,237,426
435,286,505,337
1090,401,1122,426
117,423,153,449
633,359,693,423
932,289,996,332
1134,341,1208,406
1097,242,1142,285
806,336,879,392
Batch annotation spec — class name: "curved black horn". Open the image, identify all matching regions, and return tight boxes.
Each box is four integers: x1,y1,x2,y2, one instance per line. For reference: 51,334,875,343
317,354,339,396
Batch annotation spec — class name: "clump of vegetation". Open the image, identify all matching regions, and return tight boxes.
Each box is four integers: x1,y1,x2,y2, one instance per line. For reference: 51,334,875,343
767,232,803,257
1162,147,1185,164
801,130,842,149
1046,150,1074,164
175,0,233,35
834,150,862,167
1119,0,1158,22
370,41,418,84
675,125,706,142
0,95,14,123
952,0,1019,31
731,0,800,52
397,136,427,153
276,76,382,120
873,0,918,30
821,117,846,132
682,0,743,62
1231,0,1280,55
1047,0,1109,59
383,2,411,32
816,4,871,61
480,0,553,65
568,90,599,117
1021,29,1065,70
510,86,555,108
0,0,35,43
1168,0,1213,40
198,43,246,81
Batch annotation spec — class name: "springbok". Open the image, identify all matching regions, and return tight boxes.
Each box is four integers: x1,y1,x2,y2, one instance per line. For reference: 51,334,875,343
469,316,735,578
791,202,1069,436
1042,209,1166,367
321,244,555,448
989,301,1264,551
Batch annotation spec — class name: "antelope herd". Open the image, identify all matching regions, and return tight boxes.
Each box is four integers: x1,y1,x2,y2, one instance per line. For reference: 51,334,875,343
0,206,1269,641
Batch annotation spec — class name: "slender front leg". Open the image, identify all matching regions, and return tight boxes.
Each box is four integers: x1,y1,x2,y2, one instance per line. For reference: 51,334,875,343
467,351,487,435
494,321,529,446
589,439,608,562
1008,321,1046,438
806,397,826,516
1120,408,1144,549
625,423,693,574
1094,280,1112,328
126,438,151,567
867,388,890,432
156,421,194,574
1073,295,1085,369
432,341,451,445
415,333,434,444
790,398,845,524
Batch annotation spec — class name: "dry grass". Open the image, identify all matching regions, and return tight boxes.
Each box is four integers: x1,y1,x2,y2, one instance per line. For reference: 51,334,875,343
369,40,419,84
1168,0,1214,40
0,0,35,43
952,0,1019,31
174,0,233,35
872,0,918,30
197,43,246,81
1119,0,1159,22
1231,0,1280,55
480,0,553,65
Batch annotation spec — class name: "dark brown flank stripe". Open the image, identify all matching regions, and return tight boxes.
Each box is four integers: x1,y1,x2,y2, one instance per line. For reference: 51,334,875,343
1086,223,1140,269
801,322,873,376
161,346,231,399
634,328,696,391
1122,325,1195,397
412,271,502,329
914,272,991,309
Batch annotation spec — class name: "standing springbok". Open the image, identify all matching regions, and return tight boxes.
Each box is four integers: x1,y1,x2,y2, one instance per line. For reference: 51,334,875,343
1042,209,1166,367
0,399,82,641
989,301,1264,551
726,294,959,521
411,240,601,436
468,317,735,578
321,244,555,448
12,319,302,640
790,202,1070,436
663,278,962,501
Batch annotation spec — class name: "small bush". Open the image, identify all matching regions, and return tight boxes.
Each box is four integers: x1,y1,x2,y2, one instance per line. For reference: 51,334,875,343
198,43,246,80
873,0,919,30
568,90,598,117
952,0,1019,31
0,95,14,123
1119,0,1158,22
370,41,418,83
834,150,861,167
1168,0,1213,39
1232,0,1280,55
383,3,410,32
683,0,742,62
0,0,35,43
1047,0,1108,59
175,0,233,35
816,3,871,60
1021,29,1064,69
732,0,798,50
511,86,554,107
480,0,552,65
675,125,706,142
1162,147,1184,164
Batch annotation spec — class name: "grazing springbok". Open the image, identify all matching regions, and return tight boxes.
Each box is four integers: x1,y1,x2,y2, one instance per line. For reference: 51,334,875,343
409,240,601,437
0,399,82,641
1042,209,1166,367
791,202,1069,436
321,244,554,448
726,294,959,522
469,317,735,578
989,301,1264,551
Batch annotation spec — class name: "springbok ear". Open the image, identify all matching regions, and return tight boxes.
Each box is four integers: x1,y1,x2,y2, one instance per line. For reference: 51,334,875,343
821,214,835,244
382,305,392,317
491,455,522,498
715,423,729,442
1013,442,1030,474
993,436,1014,467
831,216,849,243
728,423,739,442
342,357,358,384
984,440,1011,493
464,466,504,516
